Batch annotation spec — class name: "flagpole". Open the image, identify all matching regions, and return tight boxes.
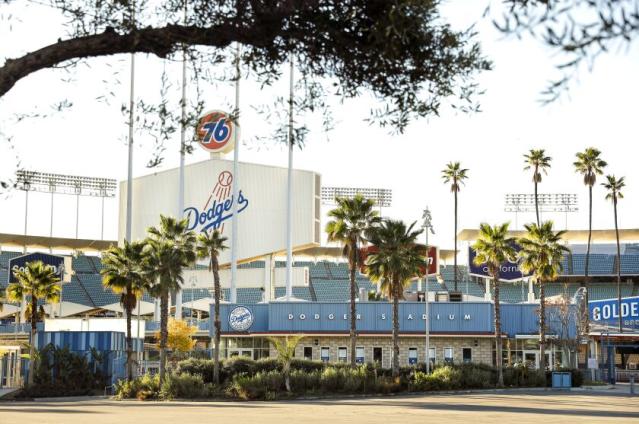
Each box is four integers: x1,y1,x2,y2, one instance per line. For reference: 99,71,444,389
285,55,294,301
230,44,241,304
125,3,135,245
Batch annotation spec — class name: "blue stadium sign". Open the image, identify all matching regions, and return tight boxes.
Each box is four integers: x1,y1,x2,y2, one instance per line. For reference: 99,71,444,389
468,245,530,281
589,296,639,330
7,252,65,284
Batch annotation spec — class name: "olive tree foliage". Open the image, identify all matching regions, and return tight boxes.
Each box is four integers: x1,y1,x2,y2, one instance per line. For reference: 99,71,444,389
495,0,639,103
0,0,489,190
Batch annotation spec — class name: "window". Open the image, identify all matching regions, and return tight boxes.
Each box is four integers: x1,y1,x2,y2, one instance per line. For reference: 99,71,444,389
408,347,418,365
428,347,436,365
338,347,348,363
444,347,454,364
320,347,330,363
373,347,383,364
462,348,472,364
304,346,313,361
356,347,365,364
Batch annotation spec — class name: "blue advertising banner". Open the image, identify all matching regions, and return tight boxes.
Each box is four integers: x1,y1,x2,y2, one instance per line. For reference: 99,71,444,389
589,296,639,330
468,245,529,281
7,252,65,284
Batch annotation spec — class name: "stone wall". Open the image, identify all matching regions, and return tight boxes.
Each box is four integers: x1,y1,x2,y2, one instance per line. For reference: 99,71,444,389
267,335,494,368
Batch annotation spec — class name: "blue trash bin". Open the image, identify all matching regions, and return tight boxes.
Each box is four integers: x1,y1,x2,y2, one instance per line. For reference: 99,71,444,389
551,371,572,389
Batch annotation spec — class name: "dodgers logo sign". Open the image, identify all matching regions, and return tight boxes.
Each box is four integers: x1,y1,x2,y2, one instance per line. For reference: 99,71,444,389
184,171,249,233
229,306,254,331
196,110,238,154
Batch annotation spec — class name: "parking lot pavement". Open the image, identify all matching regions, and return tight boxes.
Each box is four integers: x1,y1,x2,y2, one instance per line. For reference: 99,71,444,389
1,391,638,424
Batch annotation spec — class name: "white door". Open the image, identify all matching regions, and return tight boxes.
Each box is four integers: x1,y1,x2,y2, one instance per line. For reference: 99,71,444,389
228,348,252,358
523,351,539,369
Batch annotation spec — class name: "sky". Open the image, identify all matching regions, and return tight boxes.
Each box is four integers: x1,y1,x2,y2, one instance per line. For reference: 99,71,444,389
0,1,637,254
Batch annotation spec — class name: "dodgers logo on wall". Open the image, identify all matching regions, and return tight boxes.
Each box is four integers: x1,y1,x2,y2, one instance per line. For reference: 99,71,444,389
196,110,238,154
184,170,249,234
229,306,254,331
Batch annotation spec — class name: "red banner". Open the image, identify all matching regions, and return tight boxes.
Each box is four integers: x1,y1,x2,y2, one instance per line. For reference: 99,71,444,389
359,245,438,276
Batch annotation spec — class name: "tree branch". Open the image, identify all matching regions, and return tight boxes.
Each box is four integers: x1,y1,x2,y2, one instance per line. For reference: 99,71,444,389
0,22,279,97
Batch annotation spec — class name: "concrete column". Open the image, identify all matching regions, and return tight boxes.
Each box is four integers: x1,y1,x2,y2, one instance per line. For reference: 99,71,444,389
484,278,491,301
263,254,273,302
527,278,535,302
175,291,183,319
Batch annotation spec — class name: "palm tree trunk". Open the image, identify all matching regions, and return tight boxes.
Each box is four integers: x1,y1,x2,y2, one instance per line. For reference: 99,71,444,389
493,275,503,387
534,178,540,226
392,277,400,377
349,240,357,367
539,282,546,371
614,197,622,333
212,257,222,385
28,296,37,386
159,290,169,384
584,184,593,367
454,189,458,292
126,292,133,381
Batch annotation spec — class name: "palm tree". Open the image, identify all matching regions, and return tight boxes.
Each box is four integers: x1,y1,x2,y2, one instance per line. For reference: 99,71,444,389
523,149,552,226
195,229,228,385
101,240,148,381
603,175,626,333
471,223,516,387
574,148,607,280
518,221,569,371
268,335,304,392
365,220,426,377
442,162,468,292
144,215,196,384
326,194,380,367
7,260,61,385
574,148,606,363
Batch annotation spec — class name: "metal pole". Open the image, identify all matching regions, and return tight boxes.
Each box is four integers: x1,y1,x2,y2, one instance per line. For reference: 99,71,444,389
285,55,294,301
75,193,80,239
49,190,54,251
101,196,105,240
125,4,136,244
230,43,241,304
23,188,29,253
425,228,430,373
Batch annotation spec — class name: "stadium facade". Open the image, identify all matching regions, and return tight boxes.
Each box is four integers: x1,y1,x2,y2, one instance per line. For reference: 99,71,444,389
2,156,639,387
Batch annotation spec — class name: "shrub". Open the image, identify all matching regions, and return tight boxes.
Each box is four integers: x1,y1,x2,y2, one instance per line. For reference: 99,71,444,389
457,363,496,389
291,358,325,373
290,369,321,394
223,357,256,376
161,373,207,399
175,358,215,383
503,365,546,387
227,371,284,400
114,373,160,400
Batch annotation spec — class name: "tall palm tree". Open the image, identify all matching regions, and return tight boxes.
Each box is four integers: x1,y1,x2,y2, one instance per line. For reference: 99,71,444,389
523,149,552,226
268,335,304,392
471,223,516,387
7,260,61,385
326,194,380,367
144,215,196,384
518,221,569,371
442,162,468,291
195,229,228,385
603,175,625,333
101,240,148,381
574,148,607,280
574,148,606,362
365,220,426,377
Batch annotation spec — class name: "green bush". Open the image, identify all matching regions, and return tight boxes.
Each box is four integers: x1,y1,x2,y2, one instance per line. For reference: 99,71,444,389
114,373,161,400
161,373,207,399
227,371,284,400
291,358,325,373
457,363,496,389
503,365,546,387
21,344,105,398
175,358,215,383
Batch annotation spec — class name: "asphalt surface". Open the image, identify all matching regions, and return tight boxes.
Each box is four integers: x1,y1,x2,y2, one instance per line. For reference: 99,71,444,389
1,391,638,424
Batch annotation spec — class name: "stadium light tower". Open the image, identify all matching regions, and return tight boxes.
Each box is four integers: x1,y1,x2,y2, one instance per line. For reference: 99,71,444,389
504,193,578,230
421,206,434,374
321,187,393,213
16,170,116,245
